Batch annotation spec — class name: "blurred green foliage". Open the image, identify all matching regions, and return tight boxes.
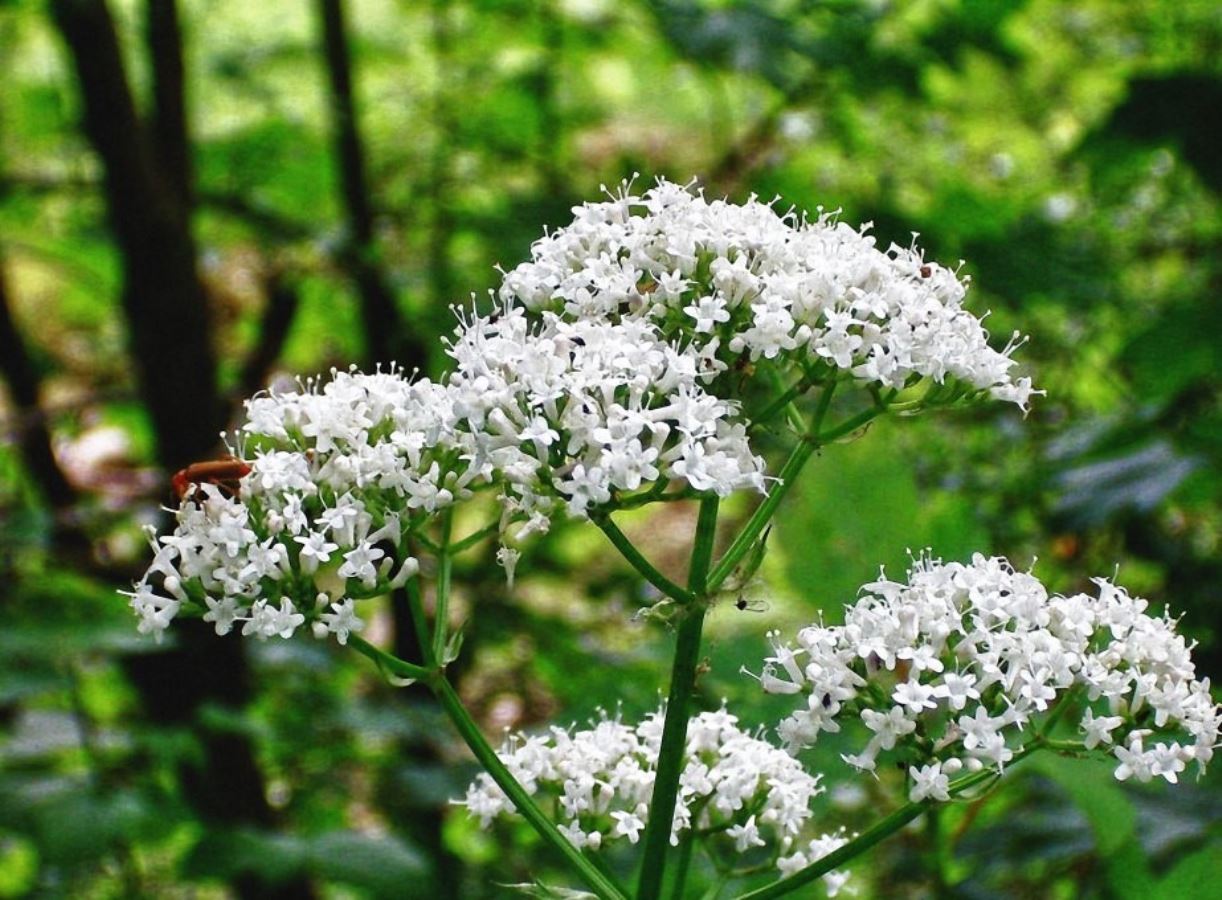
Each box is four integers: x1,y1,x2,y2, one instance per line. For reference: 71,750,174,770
0,0,1218,896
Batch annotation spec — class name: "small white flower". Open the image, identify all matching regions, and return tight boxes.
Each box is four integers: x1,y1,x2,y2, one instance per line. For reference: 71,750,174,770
1081,708,1124,750
319,598,364,645
909,762,951,802
203,595,241,636
726,815,766,852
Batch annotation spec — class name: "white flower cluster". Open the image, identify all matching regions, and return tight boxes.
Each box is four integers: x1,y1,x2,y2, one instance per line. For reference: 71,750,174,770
499,179,1036,410
125,369,469,643
756,554,1220,799
128,180,1036,643
458,704,846,889
446,304,765,524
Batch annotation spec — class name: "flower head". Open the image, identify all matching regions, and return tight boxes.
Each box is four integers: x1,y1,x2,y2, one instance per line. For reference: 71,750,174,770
754,553,1220,798
456,703,833,873
499,178,1037,410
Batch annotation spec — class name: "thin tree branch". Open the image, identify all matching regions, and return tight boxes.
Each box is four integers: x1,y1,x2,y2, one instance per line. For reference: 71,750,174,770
317,0,426,371
3,174,316,243
0,254,77,510
237,269,301,397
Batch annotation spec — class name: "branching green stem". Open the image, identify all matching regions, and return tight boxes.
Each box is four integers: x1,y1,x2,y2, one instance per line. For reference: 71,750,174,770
402,573,436,667
637,496,720,900
449,519,500,554
596,513,695,604
735,745,1041,899
751,375,814,431
348,637,628,900
816,405,883,444
431,677,630,900
707,437,816,593
667,831,697,900
348,635,430,682
735,797,928,900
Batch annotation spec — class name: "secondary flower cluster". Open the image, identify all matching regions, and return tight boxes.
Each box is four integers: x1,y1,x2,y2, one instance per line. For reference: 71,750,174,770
755,554,1220,798
457,704,848,891
125,369,466,643
499,178,1036,410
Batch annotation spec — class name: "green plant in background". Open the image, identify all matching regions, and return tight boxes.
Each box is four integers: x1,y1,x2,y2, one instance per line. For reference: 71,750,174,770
2,0,1219,896
127,181,1218,898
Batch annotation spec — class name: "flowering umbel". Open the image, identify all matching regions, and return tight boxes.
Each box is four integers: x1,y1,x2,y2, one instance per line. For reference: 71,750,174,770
754,554,1220,795
128,179,1036,643
499,178,1038,410
458,704,850,893
119,177,1217,897
124,369,464,643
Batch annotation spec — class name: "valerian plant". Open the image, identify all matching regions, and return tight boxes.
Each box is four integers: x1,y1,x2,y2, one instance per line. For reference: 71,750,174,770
127,180,1218,899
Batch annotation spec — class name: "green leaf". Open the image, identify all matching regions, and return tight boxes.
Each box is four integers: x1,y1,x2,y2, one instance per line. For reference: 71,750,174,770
1031,754,1135,856
308,831,428,895
0,832,38,898
1123,301,1221,401
183,828,307,884
1152,843,1222,900
30,790,159,867
1102,837,1158,900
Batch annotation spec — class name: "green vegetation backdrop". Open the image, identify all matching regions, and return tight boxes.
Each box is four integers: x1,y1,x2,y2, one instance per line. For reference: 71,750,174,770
0,0,1218,896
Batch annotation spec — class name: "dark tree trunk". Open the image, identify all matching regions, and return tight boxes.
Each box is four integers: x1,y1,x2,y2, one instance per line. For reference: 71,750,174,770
48,4,314,896
50,0,221,471
146,0,193,209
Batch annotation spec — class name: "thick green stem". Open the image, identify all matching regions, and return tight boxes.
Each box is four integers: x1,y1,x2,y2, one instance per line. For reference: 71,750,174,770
597,513,695,604
689,496,719,596
431,677,630,900
707,438,816,593
637,497,719,900
926,805,951,894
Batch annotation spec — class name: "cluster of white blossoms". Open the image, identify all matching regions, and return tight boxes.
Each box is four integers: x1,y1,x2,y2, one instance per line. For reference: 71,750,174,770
499,179,1037,410
445,304,765,525
755,554,1221,799
458,704,849,891
128,179,1036,644
124,369,471,643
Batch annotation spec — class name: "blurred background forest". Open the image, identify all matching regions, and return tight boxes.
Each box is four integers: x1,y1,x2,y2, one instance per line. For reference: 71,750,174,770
0,0,1219,897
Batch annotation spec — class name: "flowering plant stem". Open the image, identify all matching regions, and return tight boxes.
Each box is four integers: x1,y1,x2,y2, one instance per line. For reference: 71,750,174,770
596,514,695,604
348,635,629,899
706,437,815,594
432,677,630,900
636,496,720,900
431,508,454,663
736,744,1041,900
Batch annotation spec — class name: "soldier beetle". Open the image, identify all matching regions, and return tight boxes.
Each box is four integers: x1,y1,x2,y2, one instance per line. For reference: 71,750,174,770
171,457,252,502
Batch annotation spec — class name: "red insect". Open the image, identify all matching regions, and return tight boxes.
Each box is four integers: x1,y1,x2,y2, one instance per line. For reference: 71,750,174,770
171,457,252,501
